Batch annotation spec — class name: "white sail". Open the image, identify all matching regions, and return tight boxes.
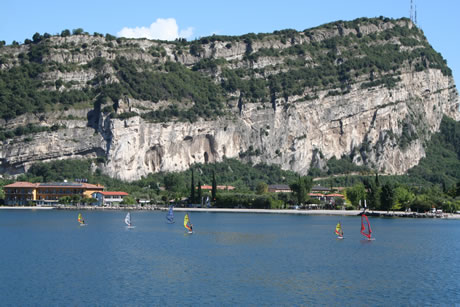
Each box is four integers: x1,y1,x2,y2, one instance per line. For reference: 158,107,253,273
125,212,131,226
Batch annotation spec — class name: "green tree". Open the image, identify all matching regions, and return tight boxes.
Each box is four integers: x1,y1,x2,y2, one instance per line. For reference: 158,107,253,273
59,196,72,204
61,29,71,37
121,195,136,205
197,180,202,204
190,169,195,204
345,183,366,207
380,183,395,212
71,194,81,205
163,173,185,193
394,186,415,210
290,176,312,205
212,170,217,201
256,182,268,194
364,177,381,209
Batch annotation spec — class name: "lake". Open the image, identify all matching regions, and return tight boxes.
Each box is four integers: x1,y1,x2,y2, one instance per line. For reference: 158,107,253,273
0,210,459,306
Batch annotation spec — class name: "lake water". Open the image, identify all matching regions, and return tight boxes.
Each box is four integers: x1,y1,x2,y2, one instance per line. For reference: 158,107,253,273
0,210,459,306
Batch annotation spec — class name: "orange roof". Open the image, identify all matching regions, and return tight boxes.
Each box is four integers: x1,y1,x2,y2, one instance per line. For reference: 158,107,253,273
309,193,324,197
97,191,129,196
201,185,213,190
82,183,104,189
4,181,37,188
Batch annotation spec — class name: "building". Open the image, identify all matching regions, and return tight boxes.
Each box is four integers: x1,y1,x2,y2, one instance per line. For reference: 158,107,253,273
268,184,292,193
91,191,129,206
3,181,104,206
3,182,37,205
311,185,331,193
200,185,236,191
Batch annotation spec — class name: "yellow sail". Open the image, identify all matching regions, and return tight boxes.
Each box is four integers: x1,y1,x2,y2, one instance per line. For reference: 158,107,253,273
335,222,342,236
78,213,84,224
184,214,192,231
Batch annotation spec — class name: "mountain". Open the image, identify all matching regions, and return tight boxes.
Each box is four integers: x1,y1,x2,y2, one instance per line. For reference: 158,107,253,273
0,17,458,181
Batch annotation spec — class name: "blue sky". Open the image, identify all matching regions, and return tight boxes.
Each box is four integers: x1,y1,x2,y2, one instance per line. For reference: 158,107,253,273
1,0,459,83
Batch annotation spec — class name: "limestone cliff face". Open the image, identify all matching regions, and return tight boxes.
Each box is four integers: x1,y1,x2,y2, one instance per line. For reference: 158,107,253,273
0,18,458,181
100,68,458,180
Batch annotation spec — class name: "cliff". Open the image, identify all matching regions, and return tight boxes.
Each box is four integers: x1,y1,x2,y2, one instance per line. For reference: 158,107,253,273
0,17,458,181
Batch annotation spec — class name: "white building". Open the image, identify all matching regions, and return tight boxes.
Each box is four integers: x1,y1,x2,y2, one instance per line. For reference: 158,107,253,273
92,191,129,206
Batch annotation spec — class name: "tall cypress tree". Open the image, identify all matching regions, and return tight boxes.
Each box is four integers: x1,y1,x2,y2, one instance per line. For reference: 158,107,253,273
197,180,202,205
190,169,195,204
212,170,217,201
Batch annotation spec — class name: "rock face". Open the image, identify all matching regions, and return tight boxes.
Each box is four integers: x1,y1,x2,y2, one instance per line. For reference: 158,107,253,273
0,18,459,181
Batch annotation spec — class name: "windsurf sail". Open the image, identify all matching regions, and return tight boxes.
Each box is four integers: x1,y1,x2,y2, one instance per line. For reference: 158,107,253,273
166,206,174,223
78,213,85,225
125,212,131,226
184,213,192,232
335,222,343,238
360,214,372,239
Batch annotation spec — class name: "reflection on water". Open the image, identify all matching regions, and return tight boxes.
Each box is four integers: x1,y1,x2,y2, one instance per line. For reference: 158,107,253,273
0,210,459,305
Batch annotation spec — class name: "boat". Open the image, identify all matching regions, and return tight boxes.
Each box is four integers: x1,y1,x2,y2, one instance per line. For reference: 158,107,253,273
360,214,374,240
184,213,193,234
78,213,86,226
166,206,175,223
125,212,135,228
335,222,344,239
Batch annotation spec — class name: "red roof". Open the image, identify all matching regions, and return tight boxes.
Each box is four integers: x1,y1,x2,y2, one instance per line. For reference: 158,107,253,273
201,185,212,190
4,181,37,188
309,193,324,197
97,191,129,196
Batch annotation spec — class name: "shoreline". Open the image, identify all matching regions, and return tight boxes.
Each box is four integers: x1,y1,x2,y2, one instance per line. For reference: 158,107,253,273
1,205,459,219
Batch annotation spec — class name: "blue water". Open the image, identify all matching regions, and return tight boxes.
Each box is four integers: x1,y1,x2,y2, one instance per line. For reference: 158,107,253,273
0,210,459,306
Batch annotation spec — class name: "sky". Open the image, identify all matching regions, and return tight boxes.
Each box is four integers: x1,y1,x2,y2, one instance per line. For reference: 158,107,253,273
1,0,459,84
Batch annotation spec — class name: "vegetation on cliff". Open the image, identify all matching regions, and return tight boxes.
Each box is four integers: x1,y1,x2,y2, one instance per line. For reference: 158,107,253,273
0,17,451,123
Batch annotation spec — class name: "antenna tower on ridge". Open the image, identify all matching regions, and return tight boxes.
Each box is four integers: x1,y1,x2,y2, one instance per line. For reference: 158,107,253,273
410,0,418,26
410,0,414,22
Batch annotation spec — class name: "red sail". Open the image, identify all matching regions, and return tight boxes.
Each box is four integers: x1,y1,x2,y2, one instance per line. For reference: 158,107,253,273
360,214,372,239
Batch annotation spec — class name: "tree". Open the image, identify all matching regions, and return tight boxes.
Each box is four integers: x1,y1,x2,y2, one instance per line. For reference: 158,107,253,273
290,176,312,205
364,177,381,209
212,170,217,201
345,183,366,208
256,182,268,194
61,29,71,37
121,195,136,205
380,183,395,212
32,32,42,43
394,186,415,210
71,194,81,205
72,28,84,35
190,169,195,204
197,180,202,204
163,173,185,193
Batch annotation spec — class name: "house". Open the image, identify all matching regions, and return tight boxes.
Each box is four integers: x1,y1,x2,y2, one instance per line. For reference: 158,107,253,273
268,184,292,193
200,185,235,191
91,191,129,207
308,193,325,201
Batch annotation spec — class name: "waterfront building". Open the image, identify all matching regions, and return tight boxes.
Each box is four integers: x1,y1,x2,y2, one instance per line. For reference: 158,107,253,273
3,181,104,206
91,191,129,207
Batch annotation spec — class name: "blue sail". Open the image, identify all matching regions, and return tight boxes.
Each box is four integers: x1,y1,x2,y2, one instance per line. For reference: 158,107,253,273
166,206,174,223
